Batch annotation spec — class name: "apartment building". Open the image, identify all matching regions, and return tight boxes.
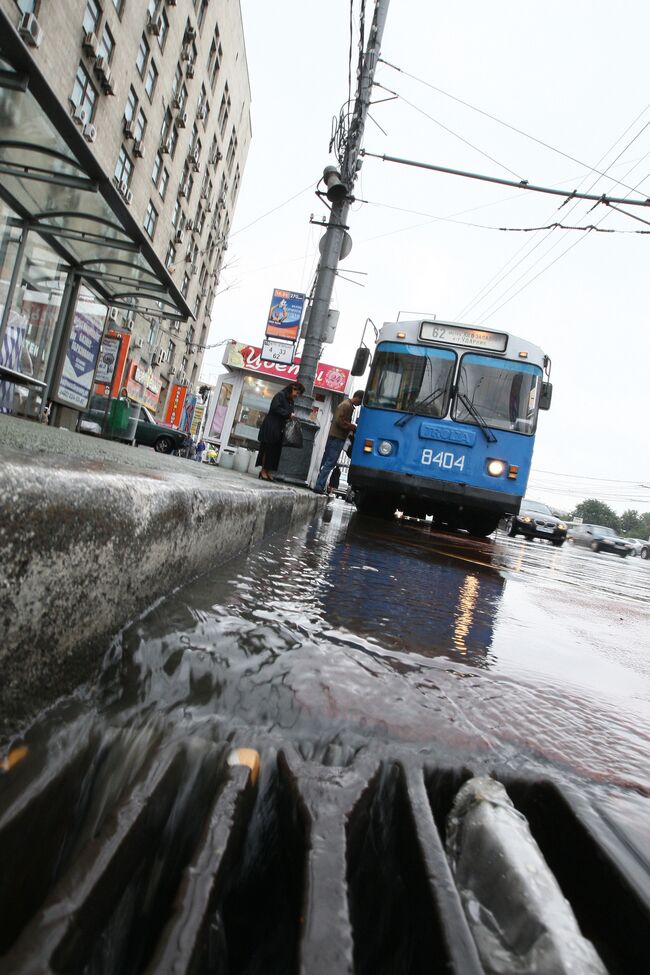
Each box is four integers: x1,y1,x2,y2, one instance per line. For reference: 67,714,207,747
0,0,250,425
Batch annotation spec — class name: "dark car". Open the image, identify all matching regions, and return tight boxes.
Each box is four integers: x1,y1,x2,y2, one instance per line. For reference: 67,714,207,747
505,499,567,546
567,523,632,557
81,396,190,454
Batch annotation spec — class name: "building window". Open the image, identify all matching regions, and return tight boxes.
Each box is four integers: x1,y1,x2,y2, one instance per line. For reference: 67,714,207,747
144,201,158,239
134,107,147,142
112,0,124,16
198,83,209,122
208,29,222,89
172,64,183,101
114,145,134,186
218,85,231,136
168,124,179,158
159,167,170,200
124,86,137,124
197,0,208,30
157,8,169,50
16,0,37,13
182,273,190,297
172,198,181,228
152,151,162,185
166,242,176,269
161,107,173,142
83,0,102,36
136,35,149,78
98,23,114,62
144,59,158,100
231,165,241,201
226,128,237,172
71,63,98,121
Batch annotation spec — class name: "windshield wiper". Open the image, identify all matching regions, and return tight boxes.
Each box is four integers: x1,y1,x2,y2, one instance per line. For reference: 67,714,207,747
456,390,497,443
394,386,447,427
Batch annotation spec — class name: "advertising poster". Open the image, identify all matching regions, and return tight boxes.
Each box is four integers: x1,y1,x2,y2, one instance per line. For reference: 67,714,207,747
95,335,121,385
56,308,105,409
125,361,162,410
179,392,198,434
265,288,305,342
164,383,188,427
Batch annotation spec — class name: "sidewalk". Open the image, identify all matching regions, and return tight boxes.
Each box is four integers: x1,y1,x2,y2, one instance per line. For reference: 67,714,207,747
0,415,322,739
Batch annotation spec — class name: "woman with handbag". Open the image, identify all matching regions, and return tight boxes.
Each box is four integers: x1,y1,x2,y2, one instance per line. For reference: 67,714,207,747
256,381,305,480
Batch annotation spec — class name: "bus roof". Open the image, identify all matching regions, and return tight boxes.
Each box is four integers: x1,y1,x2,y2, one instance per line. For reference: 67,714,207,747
378,319,548,368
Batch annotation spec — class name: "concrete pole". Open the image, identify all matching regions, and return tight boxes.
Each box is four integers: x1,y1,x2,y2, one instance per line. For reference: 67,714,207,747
278,0,390,486
296,0,390,410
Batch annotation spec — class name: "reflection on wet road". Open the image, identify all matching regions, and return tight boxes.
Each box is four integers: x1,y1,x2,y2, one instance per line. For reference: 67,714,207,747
92,501,650,803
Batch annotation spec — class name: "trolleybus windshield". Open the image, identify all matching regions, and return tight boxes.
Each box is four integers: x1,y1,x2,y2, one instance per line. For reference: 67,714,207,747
453,353,542,435
365,343,456,418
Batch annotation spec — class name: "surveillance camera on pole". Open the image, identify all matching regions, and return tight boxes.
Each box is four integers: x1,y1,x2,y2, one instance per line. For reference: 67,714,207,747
322,165,348,204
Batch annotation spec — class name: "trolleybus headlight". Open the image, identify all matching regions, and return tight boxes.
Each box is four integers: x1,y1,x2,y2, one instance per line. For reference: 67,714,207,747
378,440,394,456
486,458,506,477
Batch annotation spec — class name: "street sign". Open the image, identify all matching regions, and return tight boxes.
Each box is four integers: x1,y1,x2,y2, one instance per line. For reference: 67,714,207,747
265,288,305,342
261,338,295,365
301,307,339,345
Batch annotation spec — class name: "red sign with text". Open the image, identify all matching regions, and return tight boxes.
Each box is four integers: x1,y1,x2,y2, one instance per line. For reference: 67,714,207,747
164,383,188,427
224,342,349,393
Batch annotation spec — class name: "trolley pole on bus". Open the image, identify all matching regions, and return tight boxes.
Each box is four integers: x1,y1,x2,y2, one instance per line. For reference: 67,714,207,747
277,0,391,486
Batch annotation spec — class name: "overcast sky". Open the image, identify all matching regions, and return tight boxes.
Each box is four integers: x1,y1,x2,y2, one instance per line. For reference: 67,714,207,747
202,0,650,514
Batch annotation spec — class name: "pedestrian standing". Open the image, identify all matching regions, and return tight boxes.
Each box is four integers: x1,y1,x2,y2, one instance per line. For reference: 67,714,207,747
256,381,305,481
328,464,341,496
195,440,206,462
313,390,364,494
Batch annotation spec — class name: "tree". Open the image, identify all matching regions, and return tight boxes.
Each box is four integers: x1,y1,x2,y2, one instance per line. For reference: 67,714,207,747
620,509,642,536
572,499,620,530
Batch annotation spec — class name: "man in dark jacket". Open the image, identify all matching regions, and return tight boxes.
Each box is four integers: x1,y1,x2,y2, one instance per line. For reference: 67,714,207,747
256,381,304,480
313,390,364,494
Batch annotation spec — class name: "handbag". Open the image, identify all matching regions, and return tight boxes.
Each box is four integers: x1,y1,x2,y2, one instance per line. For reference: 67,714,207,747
282,417,303,449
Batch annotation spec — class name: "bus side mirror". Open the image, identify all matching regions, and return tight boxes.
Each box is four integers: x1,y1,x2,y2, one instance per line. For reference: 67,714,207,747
351,346,371,376
539,382,553,410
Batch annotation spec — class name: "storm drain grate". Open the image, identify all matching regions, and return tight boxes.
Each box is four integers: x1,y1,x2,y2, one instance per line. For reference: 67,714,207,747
1,734,649,974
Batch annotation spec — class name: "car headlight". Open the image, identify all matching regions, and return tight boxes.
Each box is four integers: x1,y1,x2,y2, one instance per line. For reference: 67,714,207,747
520,515,533,523
378,440,394,456
486,458,506,476
557,522,567,530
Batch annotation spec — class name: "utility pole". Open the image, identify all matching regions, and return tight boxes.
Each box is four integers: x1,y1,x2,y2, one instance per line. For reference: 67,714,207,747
277,0,390,485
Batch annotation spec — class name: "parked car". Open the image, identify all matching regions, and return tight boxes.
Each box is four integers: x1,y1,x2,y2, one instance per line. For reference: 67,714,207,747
81,396,190,454
567,524,633,557
626,538,650,558
504,499,568,546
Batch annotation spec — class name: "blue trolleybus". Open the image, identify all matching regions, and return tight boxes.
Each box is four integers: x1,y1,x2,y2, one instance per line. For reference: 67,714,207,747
349,318,553,536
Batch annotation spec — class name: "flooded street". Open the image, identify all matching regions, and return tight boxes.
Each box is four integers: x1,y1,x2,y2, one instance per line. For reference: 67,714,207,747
91,499,650,793
3,500,650,973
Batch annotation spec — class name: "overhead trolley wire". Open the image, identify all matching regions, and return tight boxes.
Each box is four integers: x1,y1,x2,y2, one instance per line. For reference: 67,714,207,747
377,56,650,199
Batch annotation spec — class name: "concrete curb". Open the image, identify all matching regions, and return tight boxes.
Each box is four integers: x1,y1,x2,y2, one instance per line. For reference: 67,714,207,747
0,421,323,738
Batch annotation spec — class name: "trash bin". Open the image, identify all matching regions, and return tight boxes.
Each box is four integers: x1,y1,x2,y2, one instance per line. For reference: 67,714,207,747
218,446,236,470
125,403,141,443
107,395,130,437
233,447,250,473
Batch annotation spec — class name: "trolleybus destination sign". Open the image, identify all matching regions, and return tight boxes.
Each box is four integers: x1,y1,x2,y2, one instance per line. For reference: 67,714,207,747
419,321,508,352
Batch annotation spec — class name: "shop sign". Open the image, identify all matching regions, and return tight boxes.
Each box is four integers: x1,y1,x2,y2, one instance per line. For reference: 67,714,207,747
190,401,205,436
126,362,162,409
164,383,188,427
56,309,104,409
265,288,305,342
224,341,349,393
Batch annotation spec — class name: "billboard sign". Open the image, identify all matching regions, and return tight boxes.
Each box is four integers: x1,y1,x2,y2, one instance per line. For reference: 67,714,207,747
265,288,305,342
56,307,105,409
